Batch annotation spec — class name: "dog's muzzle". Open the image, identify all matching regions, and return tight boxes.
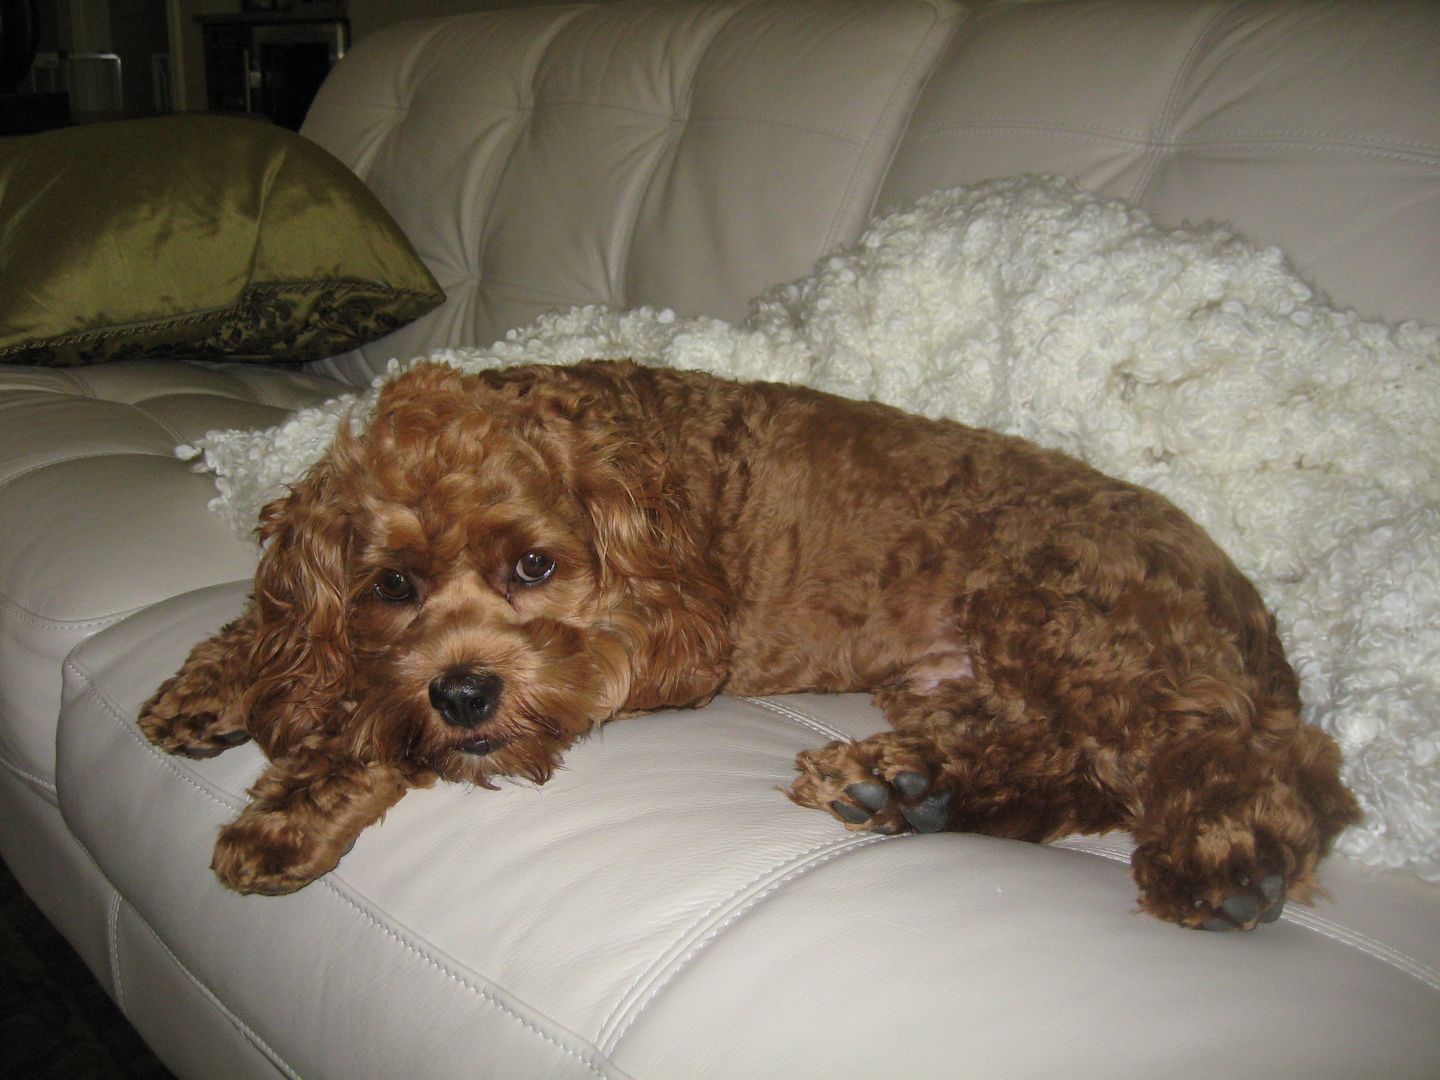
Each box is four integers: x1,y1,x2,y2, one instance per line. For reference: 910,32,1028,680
428,670,503,729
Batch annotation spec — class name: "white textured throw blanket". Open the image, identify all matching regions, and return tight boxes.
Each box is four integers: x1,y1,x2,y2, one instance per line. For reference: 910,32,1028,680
187,176,1440,881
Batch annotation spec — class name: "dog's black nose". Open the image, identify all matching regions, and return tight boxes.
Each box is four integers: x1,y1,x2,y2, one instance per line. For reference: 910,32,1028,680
428,670,503,729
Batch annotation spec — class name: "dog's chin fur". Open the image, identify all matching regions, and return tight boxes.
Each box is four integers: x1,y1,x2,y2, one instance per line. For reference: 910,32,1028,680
140,358,1359,929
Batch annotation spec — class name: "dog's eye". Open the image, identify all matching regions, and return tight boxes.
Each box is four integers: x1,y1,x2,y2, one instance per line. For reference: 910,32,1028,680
374,570,416,603
512,551,556,586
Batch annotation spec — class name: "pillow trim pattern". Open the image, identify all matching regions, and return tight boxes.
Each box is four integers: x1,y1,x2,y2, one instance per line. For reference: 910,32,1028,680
1,279,445,367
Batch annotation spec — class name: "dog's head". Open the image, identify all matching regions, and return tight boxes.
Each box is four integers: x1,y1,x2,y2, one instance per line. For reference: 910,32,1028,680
236,361,730,786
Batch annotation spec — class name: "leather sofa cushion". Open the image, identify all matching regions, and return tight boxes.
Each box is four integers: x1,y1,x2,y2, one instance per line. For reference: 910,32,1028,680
56,582,1440,1078
0,362,346,798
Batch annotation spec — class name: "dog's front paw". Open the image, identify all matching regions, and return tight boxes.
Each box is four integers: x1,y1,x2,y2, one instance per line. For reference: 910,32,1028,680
790,739,953,835
139,678,250,759
211,813,346,896
211,754,415,896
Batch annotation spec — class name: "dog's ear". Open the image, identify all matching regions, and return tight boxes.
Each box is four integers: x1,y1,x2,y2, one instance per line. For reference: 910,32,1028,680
461,359,735,709
573,430,733,711
244,442,358,757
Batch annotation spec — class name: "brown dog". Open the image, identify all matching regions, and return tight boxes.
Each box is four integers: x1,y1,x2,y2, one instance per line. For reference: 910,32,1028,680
140,360,1359,928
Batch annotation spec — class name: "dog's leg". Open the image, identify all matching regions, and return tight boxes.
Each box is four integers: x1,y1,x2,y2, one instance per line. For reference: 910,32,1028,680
211,742,424,895
1128,720,1360,930
789,680,1122,841
791,677,1359,929
139,611,255,757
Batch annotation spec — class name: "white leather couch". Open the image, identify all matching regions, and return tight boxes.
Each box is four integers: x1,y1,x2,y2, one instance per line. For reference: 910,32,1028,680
3,2,1438,1076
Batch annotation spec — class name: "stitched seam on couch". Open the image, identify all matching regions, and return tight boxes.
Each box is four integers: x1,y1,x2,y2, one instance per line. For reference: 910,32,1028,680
107,890,124,1013
58,362,308,413
737,695,850,743
0,746,58,797
0,374,294,443
313,877,632,1080
0,367,95,399
49,809,300,1074
65,656,632,1074
1281,907,1440,993
60,656,247,816
457,8,586,291
63,357,320,412
606,3,745,311
1128,1,1231,205
197,365,290,410
827,0,958,253
0,443,182,498
898,121,1440,168
599,831,894,1054
594,830,883,1045
43,666,301,1073
0,588,138,635
123,900,305,1080
1051,836,1440,992
207,362,349,411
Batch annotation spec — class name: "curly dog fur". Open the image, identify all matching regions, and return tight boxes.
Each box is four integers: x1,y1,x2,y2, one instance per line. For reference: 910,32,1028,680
140,360,1359,928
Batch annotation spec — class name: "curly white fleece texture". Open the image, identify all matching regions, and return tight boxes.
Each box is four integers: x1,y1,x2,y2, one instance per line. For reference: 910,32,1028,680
183,176,1440,880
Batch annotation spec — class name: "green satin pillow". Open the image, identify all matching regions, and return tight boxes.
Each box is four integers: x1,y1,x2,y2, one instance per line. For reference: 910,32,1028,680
0,115,444,366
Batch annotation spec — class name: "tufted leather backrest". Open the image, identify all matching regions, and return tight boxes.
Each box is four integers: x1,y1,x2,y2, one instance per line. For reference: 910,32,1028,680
302,0,959,384
879,0,1440,329
302,0,1440,388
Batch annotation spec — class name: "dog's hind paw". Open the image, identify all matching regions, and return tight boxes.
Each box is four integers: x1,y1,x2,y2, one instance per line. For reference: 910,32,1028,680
1132,836,1294,931
1198,873,1287,931
789,740,953,835
842,773,953,833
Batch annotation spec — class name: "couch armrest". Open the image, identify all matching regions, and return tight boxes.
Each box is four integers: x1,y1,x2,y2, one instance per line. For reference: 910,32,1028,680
0,361,347,798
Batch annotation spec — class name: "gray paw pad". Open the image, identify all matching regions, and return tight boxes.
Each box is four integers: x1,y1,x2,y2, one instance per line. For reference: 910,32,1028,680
1221,893,1260,925
845,781,890,813
901,790,953,833
1259,873,1284,905
831,800,871,825
176,744,224,759
894,771,930,799
1258,874,1286,923
1200,873,1287,930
